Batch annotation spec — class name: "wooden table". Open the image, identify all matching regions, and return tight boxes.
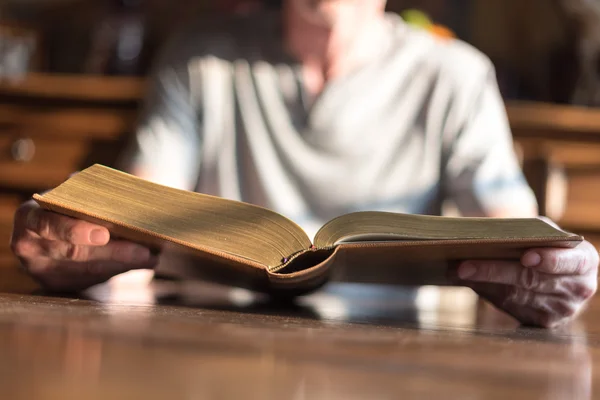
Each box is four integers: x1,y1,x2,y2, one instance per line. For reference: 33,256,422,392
0,279,597,399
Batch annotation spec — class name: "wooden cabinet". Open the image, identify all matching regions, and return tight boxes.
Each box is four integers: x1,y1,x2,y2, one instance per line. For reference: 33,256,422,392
0,73,145,291
509,102,600,248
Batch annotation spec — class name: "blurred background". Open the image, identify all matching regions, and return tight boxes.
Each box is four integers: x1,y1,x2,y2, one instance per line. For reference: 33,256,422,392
1,0,600,292
1,0,596,103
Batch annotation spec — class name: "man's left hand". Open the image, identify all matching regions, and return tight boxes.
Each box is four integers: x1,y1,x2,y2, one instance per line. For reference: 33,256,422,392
458,240,599,328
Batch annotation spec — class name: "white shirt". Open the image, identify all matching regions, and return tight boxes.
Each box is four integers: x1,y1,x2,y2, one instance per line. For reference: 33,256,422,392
121,11,537,239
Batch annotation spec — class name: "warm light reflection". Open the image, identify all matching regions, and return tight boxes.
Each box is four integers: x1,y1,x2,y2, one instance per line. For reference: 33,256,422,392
0,287,594,399
63,324,103,383
86,270,157,306
298,283,479,328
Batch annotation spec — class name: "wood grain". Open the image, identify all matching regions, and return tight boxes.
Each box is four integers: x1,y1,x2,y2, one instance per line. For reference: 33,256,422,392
0,135,89,190
516,139,600,167
508,101,600,140
509,102,600,244
558,170,600,231
0,282,596,399
0,73,146,102
0,105,137,140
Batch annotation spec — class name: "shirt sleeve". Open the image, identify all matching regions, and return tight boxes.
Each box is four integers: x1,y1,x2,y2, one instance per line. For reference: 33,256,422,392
442,67,538,217
117,41,202,191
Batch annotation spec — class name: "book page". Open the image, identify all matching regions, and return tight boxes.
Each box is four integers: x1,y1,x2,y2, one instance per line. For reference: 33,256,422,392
313,211,581,248
35,165,312,269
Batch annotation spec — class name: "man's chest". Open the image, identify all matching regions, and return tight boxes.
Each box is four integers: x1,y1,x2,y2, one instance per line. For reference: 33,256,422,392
195,57,445,217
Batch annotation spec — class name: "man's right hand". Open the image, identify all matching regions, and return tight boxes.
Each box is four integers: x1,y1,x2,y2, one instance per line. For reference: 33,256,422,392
10,199,159,292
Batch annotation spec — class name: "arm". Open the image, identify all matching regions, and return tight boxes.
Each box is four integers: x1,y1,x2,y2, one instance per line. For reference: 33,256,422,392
117,36,202,190
443,65,598,328
442,64,539,219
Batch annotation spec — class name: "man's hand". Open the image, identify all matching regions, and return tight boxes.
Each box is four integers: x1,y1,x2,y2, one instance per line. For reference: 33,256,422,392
458,240,599,328
10,200,159,292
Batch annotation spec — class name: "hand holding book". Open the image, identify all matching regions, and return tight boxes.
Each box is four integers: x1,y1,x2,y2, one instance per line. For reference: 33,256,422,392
455,239,598,328
11,199,158,291
9,164,598,328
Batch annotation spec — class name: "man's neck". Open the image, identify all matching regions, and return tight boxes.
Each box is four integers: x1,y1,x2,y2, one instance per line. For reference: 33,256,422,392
282,7,389,96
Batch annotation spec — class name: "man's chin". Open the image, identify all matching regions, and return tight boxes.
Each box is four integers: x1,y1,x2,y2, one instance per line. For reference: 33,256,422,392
293,0,346,28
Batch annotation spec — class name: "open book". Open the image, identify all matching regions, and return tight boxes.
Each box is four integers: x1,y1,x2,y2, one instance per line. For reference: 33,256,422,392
33,164,583,294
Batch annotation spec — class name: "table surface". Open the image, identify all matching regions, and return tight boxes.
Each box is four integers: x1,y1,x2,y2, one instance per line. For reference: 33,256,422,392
0,277,598,400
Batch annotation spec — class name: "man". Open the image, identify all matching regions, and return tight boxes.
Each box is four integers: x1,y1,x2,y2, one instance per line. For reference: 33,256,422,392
10,0,598,327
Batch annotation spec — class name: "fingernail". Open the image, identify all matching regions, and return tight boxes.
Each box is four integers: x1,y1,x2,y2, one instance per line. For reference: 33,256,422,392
458,262,478,279
90,229,109,245
132,247,151,263
522,252,541,268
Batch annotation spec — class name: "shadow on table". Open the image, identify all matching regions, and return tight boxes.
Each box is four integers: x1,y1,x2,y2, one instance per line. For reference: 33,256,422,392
33,278,595,347
161,281,425,323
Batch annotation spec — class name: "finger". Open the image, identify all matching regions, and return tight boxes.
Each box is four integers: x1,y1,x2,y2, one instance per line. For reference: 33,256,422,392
10,234,43,259
30,259,155,292
504,289,582,328
459,260,541,287
25,208,110,246
58,259,156,278
41,239,157,266
457,260,595,297
468,282,581,328
521,241,599,276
